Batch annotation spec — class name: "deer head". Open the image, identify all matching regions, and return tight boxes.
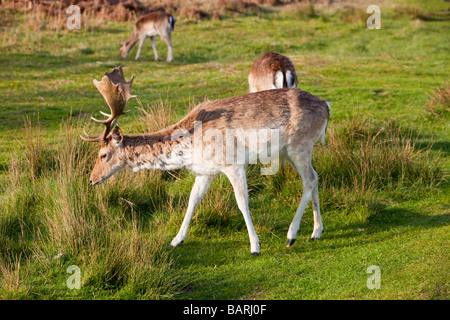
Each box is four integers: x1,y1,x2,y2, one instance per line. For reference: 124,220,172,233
119,41,129,60
81,67,136,185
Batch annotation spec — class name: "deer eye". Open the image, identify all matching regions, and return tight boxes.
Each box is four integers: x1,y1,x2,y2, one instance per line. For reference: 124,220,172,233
100,154,107,160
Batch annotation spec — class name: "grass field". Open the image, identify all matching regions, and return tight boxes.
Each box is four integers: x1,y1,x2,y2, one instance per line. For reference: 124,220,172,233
0,0,449,300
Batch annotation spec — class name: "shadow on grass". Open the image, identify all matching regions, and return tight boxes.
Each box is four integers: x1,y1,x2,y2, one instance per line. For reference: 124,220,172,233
1,50,125,76
169,238,268,299
89,26,126,34
169,51,219,66
367,202,449,228
323,201,450,245
1,52,81,72
416,140,450,156
150,182,450,299
169,200,450,259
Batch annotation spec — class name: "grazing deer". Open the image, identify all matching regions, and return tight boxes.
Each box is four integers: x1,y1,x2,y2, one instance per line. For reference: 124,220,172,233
81,67,330,255
248,51,298,93
119,11,175,62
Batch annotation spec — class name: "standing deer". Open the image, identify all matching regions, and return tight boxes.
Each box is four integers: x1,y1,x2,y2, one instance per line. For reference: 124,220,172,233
248,51,298,93
81,67,330,255
119,11,175,62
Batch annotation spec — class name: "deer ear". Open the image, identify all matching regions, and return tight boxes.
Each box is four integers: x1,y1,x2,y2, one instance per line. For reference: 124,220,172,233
112,126,123,145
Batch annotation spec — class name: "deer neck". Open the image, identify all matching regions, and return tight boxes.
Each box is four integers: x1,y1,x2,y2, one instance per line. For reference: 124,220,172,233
125,29,140,54
121,131,191,172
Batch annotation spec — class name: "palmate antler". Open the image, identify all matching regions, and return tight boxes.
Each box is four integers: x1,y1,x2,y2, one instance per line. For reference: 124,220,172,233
81,67,137,143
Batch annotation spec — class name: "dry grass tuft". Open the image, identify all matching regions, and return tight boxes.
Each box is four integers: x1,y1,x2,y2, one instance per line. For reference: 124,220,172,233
313,116,443,212
0,255,29,299
338,6,367,25
214,0,262,14
179,7,210,21
394,5,450,21
135,97,176,133
251,0,284,6
426,82,450,117
0,112,186,298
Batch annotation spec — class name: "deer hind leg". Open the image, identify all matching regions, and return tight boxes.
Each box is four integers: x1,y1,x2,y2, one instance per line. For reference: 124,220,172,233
150,36,159,61
310,184,323,240
286,154,323,247
169,175,213,248
160,33,173,62
223,165,260,255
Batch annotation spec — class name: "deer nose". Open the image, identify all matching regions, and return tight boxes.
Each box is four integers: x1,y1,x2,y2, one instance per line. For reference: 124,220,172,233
89,179,93,184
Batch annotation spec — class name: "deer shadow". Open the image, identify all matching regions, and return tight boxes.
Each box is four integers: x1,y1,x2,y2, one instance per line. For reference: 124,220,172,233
305,201,450,247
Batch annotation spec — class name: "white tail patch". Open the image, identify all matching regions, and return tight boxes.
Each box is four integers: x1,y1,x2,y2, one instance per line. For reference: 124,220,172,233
274,71,284,89
169,16,176,31
248,52,298,92
286,70,295,88
320,101,331,145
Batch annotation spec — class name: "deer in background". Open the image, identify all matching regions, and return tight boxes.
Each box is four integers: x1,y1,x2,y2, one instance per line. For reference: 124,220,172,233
120,10,175,62
81,67,330,255
248,51,298,93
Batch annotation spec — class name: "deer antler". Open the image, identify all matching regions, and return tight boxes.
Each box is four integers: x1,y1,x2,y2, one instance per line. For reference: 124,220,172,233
81,67,137,143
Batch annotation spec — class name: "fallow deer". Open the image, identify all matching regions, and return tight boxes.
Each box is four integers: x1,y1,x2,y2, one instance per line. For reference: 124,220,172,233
119,10,175,62
248,51,298,93
81,67,330,255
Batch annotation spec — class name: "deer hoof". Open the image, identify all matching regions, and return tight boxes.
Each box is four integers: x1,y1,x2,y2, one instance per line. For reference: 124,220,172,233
169,239,183,248
286,238,296,247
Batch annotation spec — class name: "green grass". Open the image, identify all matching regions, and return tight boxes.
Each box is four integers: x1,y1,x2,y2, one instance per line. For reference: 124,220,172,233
0,0,449,299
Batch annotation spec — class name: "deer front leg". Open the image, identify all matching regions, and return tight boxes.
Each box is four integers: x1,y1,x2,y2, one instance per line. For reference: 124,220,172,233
169,175,213,248
135,36,145,60
223,166,260,255
150,36,159,61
